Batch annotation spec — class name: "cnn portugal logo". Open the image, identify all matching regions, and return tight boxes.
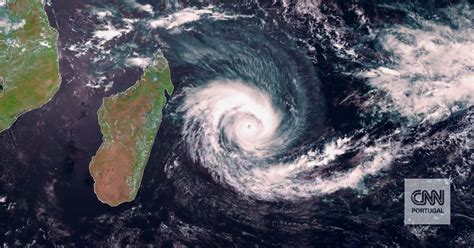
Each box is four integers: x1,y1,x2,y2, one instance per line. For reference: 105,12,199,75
404,179,450,225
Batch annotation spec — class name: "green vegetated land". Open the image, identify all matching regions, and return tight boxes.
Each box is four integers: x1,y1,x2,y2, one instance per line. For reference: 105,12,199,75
0,0,61,132
89,53,174,206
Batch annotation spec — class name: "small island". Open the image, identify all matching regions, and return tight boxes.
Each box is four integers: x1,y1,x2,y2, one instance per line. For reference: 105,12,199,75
0,0,61,132
89,53,174,207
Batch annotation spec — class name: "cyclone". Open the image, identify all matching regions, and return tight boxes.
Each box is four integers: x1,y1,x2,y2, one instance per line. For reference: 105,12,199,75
164,10,393,200
170,21,332,200
158,1,473,205
178,76,397,200
181,80,304,199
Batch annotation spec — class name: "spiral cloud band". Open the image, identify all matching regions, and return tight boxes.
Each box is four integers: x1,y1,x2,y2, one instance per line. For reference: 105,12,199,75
179,80,395,200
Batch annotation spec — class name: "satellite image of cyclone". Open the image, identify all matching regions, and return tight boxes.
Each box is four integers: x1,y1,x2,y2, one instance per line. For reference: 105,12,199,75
0,0,473,246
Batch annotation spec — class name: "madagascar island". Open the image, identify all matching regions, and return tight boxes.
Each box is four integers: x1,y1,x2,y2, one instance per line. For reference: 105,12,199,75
89,53,174,206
